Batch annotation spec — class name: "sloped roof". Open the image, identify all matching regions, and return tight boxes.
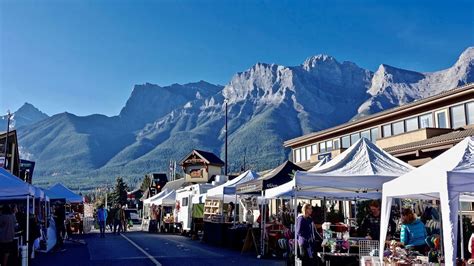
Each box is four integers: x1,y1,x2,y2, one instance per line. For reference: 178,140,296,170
180,149,225,166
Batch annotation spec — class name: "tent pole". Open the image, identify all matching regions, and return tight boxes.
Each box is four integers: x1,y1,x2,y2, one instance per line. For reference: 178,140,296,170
354,197,357,222
260,190,265,258
323,197,327,221
459,199,465,260
233,193,237,226
26,195,30,265
294,189,298,265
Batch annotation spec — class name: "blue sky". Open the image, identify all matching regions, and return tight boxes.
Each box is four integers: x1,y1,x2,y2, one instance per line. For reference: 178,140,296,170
1,0,473,116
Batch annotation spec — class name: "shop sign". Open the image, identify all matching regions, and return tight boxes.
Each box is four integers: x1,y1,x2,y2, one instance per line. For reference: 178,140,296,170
318,153,331,161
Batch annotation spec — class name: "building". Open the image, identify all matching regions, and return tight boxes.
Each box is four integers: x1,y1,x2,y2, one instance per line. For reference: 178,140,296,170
284,83,474,168
180,149,225,183
0,130,21,177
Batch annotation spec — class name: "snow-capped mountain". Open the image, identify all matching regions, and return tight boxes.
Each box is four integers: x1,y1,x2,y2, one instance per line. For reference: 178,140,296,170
15,47,474,188
0,103,49,130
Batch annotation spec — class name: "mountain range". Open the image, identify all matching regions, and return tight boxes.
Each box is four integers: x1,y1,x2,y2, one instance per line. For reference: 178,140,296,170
7,47,474,190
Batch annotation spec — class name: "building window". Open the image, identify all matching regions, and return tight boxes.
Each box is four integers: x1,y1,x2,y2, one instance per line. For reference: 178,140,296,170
342,136,350,148
295,149,301,162
361,130,370,141
350,133,360,144
301,147,306,161
392,121,405,135
311,144,318,155
405,117,419,132
370,128,378,142
451,104,466,128
319,142,326,153
333,139,340,150
326,140,333,152
436,111,448,128
467,102,474,125
419,113,433,128
306,146,311,160
382,124,392,138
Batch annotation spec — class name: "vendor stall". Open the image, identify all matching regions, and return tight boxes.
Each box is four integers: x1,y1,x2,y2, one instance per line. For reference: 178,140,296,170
45,183,84,235
380,136,474,265
0,167,36,263
265,138,414,265
141,178,186,232
235,161,304,257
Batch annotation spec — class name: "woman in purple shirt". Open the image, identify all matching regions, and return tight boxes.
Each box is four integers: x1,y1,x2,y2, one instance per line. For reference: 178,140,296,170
296,203,315,264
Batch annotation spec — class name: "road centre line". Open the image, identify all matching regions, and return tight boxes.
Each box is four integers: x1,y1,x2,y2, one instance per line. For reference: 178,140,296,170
120,233,162,266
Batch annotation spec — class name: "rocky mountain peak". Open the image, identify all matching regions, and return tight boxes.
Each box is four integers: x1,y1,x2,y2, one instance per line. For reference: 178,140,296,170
302,54,338,71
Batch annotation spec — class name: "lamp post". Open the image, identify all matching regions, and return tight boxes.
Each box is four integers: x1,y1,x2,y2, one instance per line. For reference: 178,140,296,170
224,100,228,175
3,110,12,169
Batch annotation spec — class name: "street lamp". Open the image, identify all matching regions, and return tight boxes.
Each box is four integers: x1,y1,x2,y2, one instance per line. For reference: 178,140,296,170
3,110,12,170
224,100,228,175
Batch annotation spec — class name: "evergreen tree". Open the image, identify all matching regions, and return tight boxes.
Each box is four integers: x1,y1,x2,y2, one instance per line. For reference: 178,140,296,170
140,175,152,192
111,176,129,206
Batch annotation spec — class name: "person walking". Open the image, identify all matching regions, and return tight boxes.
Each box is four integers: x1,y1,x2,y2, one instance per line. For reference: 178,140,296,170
121,206,127,232
96,205,107,238
114,204,126,234
107,207,115,232
0,205,17,266
113,204,122,234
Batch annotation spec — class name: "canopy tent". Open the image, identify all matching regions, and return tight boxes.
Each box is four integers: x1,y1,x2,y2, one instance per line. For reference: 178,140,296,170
380,136,474,265
267,138,414,199
154,190,176,206
236,161,304,194
142,178,186,203
0,168,35,259
144,189,169,205
34,186,45,199
46,183,83,203
206,170,259,199
307,155,330,172
0,167,35,199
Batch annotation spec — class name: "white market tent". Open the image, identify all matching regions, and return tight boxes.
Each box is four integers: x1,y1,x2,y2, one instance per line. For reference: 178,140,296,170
144,189,169,205
266,138,414,199
47,183,83,203
154,190,176,206
380,136,474,265
206,170,260,200
307,155,330,172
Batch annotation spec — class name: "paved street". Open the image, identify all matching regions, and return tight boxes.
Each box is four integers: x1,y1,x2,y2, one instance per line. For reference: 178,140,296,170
32,228,285,266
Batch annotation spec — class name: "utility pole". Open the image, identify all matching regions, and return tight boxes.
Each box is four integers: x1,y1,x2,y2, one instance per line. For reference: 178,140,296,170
225,100,228,175
3,110,11,169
